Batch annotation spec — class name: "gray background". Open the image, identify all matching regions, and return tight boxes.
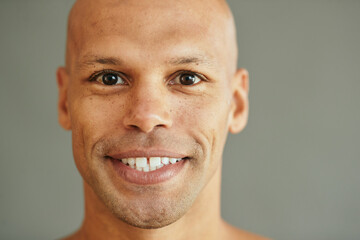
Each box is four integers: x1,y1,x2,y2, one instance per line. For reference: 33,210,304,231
0,0,359,239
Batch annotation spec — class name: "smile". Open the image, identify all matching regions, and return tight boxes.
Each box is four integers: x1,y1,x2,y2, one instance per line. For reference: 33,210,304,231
106,150,189,185
108,154,188,185
119,157,184,172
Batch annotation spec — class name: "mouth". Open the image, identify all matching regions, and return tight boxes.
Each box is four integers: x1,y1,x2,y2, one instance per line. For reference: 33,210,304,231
112,157,187,172
105,152,190,185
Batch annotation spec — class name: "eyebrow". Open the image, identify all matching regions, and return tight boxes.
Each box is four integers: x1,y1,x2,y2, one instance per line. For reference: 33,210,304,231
78,54,214,68
166,56,213,66
80,57,123,67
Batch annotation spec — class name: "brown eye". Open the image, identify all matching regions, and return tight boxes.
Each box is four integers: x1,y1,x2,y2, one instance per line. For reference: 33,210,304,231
180,74,197,85
101,73,125,85
170,73,201,86
89,70,128,86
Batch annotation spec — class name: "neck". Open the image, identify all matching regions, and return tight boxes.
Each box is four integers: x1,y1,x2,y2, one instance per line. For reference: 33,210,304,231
75,166,224,240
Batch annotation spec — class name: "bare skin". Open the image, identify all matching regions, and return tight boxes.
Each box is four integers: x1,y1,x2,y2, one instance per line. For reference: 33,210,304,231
57,0,270,239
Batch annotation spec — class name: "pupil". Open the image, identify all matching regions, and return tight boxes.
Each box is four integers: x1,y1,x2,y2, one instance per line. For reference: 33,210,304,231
102,74,118,85
180,74,195,85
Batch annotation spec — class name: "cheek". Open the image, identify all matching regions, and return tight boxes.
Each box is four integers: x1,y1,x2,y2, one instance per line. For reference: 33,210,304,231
72,95,125,137
173,93,230,185
179,88,230,130
174,92,230,157
69,94,125,176
175,93,228,125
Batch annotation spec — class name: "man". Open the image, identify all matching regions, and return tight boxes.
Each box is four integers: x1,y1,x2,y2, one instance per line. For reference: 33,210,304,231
56,0,269,239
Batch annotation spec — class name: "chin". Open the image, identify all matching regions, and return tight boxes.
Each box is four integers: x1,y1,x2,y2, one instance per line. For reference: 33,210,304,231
88,171,203,229
102,194,195,229
120,214,177,229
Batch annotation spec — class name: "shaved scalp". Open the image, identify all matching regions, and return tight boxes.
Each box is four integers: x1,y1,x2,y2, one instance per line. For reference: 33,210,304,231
65,0,238,75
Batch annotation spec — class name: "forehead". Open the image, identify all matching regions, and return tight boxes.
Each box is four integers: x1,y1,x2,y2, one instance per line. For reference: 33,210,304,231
68,0,235,74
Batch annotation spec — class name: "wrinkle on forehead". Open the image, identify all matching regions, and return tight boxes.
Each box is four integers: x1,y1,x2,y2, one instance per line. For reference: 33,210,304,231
65,0,238,75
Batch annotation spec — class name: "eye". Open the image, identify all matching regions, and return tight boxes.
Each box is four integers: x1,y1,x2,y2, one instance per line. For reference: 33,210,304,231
170,72,202,86
90,70,127,86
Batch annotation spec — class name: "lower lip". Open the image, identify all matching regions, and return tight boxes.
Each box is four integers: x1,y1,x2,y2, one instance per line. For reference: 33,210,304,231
110,158,187,185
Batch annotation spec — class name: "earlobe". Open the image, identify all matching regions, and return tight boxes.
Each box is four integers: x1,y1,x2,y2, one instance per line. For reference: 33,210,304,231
56,67,72,130
228,68,249,134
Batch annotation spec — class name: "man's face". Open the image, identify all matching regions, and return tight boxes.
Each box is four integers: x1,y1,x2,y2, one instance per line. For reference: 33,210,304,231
57,0,247,229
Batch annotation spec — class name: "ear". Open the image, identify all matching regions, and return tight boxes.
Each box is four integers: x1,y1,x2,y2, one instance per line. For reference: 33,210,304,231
228,68,249,134
56,67,71,130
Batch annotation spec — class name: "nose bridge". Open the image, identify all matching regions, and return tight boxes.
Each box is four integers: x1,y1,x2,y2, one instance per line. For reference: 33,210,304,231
124,77,172,133
133,82,166,116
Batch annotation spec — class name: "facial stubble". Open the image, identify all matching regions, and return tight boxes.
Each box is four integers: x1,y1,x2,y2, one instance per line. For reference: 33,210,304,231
83,131,208,229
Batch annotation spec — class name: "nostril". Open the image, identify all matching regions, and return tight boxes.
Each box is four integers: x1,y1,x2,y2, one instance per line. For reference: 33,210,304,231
129,125,140,130
128,125,142,131
127,123,166,133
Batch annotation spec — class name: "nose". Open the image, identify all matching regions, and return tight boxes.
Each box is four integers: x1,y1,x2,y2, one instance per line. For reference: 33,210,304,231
123,83,172,133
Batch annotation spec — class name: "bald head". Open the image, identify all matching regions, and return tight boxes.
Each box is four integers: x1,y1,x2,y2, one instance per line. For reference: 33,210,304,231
65,0,238,76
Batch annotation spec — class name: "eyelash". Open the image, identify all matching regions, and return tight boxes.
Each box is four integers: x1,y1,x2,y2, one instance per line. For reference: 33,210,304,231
88,69,127,83
88,69,206,86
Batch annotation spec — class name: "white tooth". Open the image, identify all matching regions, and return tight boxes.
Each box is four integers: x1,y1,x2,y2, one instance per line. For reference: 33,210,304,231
128,158,135,166
143,165,150,172
161,157,169,165
150,166,157,171
169,158,177,164
149,157,161,167
136,158,147,167
157,164,164,169
136,166,143,171
130,165,135,169
122,158,128,165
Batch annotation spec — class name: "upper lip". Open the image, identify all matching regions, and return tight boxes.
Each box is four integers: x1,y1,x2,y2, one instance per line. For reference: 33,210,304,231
106,149,188,160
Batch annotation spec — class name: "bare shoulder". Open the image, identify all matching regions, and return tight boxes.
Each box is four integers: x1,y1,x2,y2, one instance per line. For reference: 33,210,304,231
222,221,272,240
